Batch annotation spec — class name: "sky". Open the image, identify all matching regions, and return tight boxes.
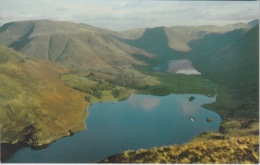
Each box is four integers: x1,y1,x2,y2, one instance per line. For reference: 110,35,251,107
0,0,259,31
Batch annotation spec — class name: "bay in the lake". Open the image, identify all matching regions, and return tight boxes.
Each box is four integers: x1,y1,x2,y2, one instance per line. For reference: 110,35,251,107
5,94,221,163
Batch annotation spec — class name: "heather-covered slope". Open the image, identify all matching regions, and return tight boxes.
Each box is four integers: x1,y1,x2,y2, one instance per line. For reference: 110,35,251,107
0,46,87,146
100,135,259,163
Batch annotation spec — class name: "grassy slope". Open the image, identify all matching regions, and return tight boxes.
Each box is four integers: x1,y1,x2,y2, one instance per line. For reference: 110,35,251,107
0,46,88,146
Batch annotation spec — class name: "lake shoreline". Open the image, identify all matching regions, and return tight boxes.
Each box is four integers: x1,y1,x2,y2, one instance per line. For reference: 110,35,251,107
3,93,222,163
99,117,259,163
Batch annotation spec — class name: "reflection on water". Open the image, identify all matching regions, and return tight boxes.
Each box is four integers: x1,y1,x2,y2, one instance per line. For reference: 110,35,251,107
5,94,221,163
127,95,160,110
178,95,216,117
153,59,201,75
168,59,201,75
1,143,25,162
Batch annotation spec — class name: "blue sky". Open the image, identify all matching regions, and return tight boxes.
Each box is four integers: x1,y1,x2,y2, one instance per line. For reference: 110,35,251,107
0,0,259,31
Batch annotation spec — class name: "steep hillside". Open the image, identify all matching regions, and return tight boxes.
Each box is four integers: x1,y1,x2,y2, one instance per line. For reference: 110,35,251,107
188,25,259,118
125,27,171,55
0,20,152,71
0,46,87,146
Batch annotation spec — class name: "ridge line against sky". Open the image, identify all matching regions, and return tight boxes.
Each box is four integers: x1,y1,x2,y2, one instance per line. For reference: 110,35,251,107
0,0,259,31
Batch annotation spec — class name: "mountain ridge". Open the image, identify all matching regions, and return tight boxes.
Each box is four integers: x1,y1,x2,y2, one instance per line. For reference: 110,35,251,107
0,19,153,71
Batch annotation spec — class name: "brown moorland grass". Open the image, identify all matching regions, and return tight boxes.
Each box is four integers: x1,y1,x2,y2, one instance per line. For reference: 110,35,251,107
0,46,88,146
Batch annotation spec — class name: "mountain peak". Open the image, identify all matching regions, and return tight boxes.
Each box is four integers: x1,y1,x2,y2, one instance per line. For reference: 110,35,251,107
126,26,176,56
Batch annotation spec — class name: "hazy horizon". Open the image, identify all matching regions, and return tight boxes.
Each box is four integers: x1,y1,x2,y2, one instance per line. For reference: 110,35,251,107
0,0,259,31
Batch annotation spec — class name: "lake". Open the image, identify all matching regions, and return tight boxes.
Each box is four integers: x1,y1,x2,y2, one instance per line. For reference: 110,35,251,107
5,94,221,163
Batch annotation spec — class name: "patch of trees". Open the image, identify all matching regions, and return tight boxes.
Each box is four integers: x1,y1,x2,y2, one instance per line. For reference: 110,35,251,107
149,85,170,96
112,88,128,98
87,71,150,90
92,88,102,98
84,96,91,102
113,76,149,90
73,80,115,99
96,80,114,91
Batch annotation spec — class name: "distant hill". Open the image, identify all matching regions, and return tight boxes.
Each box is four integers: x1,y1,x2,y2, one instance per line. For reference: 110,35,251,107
0,46,87,146
123,22,249,55
0,20,152,71
121,21,252,71
165,23,249,52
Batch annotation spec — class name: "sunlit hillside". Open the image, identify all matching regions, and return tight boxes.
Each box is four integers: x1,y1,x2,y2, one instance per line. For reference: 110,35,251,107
0,46,87,146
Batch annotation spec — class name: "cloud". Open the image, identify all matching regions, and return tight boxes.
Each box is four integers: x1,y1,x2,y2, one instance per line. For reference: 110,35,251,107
0,0,258,30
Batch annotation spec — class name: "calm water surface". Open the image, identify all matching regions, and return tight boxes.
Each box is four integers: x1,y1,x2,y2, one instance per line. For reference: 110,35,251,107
6,94,221,163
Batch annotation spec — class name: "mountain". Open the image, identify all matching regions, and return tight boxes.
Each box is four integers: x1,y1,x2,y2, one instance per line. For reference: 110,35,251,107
0,46,87,146
0,20,152,71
